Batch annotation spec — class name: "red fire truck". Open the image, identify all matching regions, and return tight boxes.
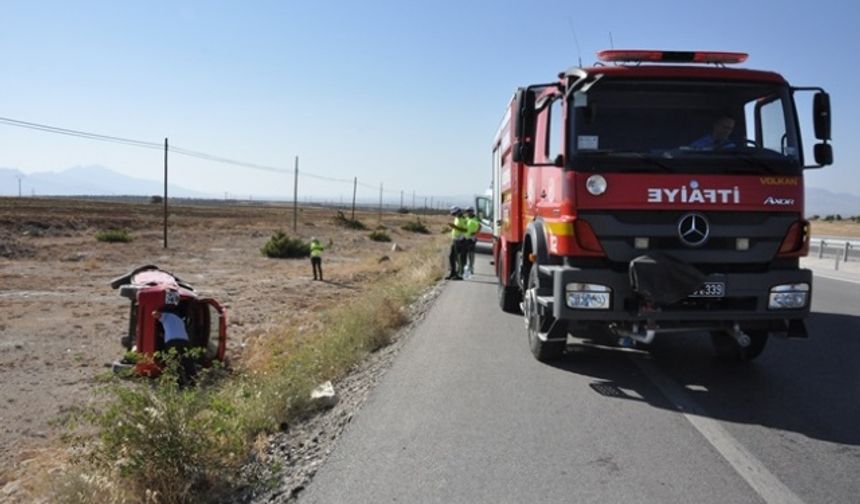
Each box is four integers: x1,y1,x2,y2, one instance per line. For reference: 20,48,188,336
491,49,832,362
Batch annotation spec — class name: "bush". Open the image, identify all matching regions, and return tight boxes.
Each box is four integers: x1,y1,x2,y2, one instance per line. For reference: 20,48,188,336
332,211,367,230
260,230,310,258
95,229,132,243
77,360,246,503
396,207,410,214
150,195,163,204
369,230,391,242
401,219,430,234
809,215,820,221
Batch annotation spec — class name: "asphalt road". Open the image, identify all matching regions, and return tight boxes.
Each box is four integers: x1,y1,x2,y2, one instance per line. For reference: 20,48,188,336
299,258,860,504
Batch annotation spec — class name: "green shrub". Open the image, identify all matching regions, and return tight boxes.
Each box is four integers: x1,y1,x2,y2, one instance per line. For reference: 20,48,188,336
76,355,246,504
261,230,310,258
95,229,132,243
401,219,429,234
369,230,391,242
332,211,367,230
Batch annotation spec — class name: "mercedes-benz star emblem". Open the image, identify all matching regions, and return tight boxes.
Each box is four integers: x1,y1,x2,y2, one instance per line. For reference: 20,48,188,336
677,213,710,247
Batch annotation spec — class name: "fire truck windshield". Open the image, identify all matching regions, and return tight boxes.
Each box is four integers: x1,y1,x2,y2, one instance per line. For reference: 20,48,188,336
568,79,801,174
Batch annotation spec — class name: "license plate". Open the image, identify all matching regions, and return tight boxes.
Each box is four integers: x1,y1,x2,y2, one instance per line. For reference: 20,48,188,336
689,281,725,298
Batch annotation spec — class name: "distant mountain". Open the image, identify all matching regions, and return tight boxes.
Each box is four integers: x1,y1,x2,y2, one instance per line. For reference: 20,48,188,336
806,187,860,218
0,165,212,198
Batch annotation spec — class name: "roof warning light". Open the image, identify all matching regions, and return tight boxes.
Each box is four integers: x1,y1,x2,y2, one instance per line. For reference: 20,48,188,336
597,50,748,65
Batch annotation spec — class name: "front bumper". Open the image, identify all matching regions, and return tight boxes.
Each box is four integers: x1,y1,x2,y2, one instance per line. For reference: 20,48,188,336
544,265,812,328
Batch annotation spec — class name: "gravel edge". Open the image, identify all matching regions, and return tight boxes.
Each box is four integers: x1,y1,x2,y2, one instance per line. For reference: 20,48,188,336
240,281,445,503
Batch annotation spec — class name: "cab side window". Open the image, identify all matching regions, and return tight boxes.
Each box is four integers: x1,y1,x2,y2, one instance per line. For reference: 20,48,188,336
546,98,564,163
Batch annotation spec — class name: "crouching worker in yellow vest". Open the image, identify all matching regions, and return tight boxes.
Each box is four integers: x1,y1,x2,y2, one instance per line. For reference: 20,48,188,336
310,237,324,281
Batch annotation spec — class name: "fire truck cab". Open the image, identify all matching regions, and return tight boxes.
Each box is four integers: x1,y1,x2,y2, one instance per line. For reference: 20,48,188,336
492,50,832,362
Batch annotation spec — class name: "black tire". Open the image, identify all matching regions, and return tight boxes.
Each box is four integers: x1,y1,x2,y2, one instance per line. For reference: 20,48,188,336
524,265,566,361
710,330,768,362
498,275,522,314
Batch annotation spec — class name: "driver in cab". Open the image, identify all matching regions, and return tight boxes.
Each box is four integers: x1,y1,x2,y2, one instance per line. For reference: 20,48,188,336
690,116,736,150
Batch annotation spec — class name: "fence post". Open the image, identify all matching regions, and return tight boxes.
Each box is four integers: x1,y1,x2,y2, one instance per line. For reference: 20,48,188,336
844,242,851,262
818,240,826,258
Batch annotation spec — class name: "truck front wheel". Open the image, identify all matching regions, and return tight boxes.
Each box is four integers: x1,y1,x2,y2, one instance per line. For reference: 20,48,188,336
524,265,566,361
710,330,768,362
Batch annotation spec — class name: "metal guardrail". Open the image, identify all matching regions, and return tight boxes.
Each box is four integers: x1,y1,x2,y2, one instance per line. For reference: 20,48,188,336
809,237,860,264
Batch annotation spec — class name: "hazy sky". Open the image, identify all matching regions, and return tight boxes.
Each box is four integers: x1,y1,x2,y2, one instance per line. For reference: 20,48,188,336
1,0,858,201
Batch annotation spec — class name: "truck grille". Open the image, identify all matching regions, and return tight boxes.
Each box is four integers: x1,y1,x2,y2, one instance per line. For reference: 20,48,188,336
581,210,798,265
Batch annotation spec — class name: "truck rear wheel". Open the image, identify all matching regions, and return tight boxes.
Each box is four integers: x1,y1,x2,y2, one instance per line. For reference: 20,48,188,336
710,330,768,362
524,265,566,361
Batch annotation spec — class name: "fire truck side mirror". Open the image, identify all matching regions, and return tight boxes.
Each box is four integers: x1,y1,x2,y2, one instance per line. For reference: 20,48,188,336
512,88,536,164
814,143,833,166
513,142,532,164
813,92,831,141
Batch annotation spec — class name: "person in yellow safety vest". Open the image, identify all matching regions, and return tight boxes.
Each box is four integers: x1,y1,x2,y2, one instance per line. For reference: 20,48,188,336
463,207,480,277
310,237,324,281
446,207,468,280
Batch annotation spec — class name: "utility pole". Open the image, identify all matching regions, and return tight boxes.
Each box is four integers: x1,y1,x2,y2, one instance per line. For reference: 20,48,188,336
15,175,23,197
400,190,404,209
351,177,358,221
293,156,299,233
378,182,383,224
412,190,416,209
163,138,168,249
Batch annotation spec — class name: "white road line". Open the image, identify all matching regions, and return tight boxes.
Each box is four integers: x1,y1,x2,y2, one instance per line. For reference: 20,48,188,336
630,356,806,504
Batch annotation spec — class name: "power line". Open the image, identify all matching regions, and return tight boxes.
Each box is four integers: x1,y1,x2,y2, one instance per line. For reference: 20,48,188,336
0,114,450,202
0,116,163,150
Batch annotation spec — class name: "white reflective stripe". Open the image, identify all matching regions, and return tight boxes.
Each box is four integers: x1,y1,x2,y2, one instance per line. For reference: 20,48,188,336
632,356,806,504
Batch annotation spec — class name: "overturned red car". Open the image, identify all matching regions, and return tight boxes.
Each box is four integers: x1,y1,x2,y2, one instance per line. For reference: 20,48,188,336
110,265,227,376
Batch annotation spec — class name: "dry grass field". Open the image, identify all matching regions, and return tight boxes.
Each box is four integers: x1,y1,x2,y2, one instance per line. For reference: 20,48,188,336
810,219,860,238
0,197,447,492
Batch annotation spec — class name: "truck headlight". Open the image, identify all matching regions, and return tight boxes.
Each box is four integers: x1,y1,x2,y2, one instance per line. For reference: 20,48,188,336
566,283,611,309
768,283,809,309
586,175,607,196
